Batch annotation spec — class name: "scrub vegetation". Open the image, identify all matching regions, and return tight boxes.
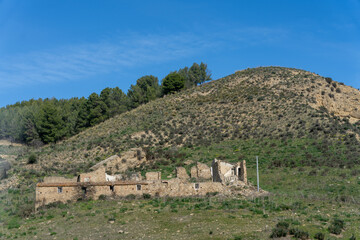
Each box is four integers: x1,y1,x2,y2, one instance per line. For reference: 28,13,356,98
1,66,360,239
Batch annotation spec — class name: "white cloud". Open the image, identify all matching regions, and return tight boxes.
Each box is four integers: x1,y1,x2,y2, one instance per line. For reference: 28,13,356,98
0,25,291,89
0,32,213,88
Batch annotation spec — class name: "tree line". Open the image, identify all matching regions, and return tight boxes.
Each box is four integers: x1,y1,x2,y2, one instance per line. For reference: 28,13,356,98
0,62,211,145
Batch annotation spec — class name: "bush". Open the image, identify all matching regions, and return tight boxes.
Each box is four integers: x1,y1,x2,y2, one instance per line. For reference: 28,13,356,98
276,221,289,229
314,232,325,240
325,77,332,84
98,194,107,200
143,193,151,199
328,218,344,235
293,229,309,239
27,153,37,164
328,224,342,235
270,227,288,238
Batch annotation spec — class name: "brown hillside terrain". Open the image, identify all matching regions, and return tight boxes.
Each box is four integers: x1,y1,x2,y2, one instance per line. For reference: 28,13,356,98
15,67,360,177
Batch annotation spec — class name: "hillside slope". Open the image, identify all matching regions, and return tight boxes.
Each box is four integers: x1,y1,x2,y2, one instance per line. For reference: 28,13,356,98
19,66,360,177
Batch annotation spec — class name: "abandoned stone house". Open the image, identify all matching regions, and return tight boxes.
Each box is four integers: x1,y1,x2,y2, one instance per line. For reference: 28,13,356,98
35,158,248,209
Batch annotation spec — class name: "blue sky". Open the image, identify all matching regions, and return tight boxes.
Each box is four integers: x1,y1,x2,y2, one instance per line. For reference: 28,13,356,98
0,0,359,107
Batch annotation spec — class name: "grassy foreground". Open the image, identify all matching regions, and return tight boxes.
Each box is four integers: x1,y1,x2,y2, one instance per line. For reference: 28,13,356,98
1,165,359,240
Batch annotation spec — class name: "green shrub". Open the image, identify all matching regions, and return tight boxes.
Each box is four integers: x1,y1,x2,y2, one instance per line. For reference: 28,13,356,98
314,232,325,240
270,227,287,238
276,221,289,229
293,229,309,239
119,207,128,213
143,193,151,199
328,218,344,235
98,194,107,200
27,153,37,164
270,220,290,238
325,77,332,84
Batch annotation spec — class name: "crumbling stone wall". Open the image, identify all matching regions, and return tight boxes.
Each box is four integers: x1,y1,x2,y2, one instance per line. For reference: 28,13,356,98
79,167,106,182
35,185,78,209
240,160,247,184
90,148,147,174
44,176,76,183
190,162,211,180
211,159,247,184
36,159,249,209
145,178,227,197
146,172,161,181
176,167,189,180
211,159,223,182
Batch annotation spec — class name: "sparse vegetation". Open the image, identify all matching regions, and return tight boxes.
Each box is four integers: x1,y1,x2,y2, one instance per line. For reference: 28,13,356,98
1,67,360,239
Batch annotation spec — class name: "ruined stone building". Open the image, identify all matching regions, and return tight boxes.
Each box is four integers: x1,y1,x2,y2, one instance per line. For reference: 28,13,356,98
35,158,248,209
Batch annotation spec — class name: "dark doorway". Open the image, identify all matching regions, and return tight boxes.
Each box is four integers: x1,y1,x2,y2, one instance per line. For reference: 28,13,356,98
110,185,114,192
82,186,87,195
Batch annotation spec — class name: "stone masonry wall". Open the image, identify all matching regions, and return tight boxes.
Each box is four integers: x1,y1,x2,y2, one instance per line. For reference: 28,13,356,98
79,167,106,182
190,162,212,180
36,186,78,209
176,167,189,180
146,172,161,180
240,160,247,184
43,176,76,183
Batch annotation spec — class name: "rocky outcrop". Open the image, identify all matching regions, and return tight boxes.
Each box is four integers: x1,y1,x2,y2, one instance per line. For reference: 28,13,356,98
312,83,360,124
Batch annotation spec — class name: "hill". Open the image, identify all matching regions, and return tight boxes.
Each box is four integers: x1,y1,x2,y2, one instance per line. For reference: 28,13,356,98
16,66,360,178
1,66,360,239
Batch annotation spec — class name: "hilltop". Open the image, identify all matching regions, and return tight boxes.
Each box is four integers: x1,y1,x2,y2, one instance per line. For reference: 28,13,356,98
12,66,359,178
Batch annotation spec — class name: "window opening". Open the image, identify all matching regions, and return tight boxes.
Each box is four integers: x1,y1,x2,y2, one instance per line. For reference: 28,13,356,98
110,185,114,192
194,183,199,190
57,187,63,193
136,184,142,191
